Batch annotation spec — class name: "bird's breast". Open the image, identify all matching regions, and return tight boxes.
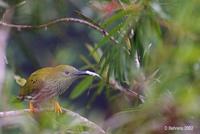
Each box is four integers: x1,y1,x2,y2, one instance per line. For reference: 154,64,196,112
53,79,73,95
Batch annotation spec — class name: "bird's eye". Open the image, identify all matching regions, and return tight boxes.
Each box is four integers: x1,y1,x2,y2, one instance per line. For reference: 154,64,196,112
65,71,70,75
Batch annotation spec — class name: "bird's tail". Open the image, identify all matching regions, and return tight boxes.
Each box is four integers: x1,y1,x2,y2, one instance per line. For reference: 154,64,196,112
10,96,24,104
16,95,25,101
17,95,33,101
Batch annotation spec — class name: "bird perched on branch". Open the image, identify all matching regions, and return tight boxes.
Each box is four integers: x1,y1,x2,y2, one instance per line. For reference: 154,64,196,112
17,65,100,113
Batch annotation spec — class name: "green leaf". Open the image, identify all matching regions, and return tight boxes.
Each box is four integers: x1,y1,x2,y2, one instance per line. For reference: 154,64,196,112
102,10,131,28
70,77,93,99
86,44,102,63
75,11,101,28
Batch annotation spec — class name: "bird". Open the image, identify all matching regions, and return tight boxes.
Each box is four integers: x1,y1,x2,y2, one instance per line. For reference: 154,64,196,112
17,65,100,113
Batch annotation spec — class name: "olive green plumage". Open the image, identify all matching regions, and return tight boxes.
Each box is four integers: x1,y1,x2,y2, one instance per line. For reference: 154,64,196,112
18,65,78,101
17,64,100,110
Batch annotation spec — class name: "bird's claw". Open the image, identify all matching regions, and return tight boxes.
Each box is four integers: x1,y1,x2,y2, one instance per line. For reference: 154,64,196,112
54,101,63,114
29,102,37,113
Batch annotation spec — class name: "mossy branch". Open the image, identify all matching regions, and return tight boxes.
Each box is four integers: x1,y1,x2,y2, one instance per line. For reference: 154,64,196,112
0,107,106,134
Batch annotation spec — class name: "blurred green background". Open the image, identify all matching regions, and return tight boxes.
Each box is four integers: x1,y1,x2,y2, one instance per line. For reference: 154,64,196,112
0,0,200,134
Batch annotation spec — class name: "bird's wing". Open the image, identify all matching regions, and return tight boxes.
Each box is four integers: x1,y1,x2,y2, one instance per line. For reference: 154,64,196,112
23,73,58,102
28,74,45,95
19,72,45,98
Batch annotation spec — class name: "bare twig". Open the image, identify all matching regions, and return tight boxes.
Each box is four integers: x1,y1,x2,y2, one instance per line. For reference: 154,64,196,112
0,17,118,44
109,79,145,103
0,108,106,134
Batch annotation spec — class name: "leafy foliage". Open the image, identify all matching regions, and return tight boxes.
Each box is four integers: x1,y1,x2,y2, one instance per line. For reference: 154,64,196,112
0,0,200,134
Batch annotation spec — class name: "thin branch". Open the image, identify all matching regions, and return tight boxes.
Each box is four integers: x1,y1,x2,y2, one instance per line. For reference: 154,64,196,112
0,17,118,44
0,108,30,117
109,79,145,103
62,108,106,134
0,108,106,134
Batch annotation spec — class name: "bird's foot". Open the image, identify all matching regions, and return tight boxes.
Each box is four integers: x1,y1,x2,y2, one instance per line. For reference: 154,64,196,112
29,102,37,113
54,101,62,114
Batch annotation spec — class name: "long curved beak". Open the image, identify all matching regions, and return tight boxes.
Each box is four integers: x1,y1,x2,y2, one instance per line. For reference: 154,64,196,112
73,70,101,78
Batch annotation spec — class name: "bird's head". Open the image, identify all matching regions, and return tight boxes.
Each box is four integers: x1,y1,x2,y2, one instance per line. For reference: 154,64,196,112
54,65,101,80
